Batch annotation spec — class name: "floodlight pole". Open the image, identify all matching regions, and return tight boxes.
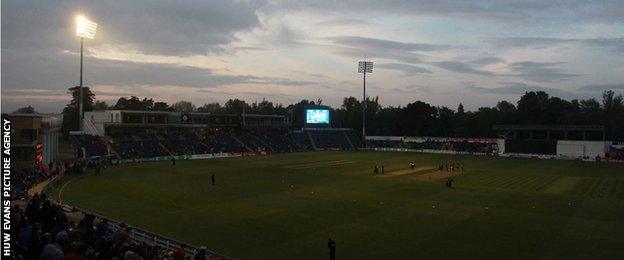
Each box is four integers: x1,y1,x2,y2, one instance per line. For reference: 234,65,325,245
362,70,366,147
358,61,372,148
79,36,84,132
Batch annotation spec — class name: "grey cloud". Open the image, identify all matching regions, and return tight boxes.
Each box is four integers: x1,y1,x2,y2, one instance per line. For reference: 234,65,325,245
430,61,494,76
272,25,306,47
330,36,454,52
275,1,624,24
577,84,624,92
327,36,453,64
492,37,624,53
376,63,432,76
315,18,371,27
1,49,315,94
328,37,504,77
506,61,579,82
469,56,506,66
196,89,296,100
402,85,433,94
464,82,578,98
331,47,425,64
2,0,265,56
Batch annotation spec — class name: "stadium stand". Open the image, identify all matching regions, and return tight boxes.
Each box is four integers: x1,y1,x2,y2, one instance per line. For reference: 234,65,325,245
252,130,305,153
609,145,624,160
72,110,363,159
367,138,497,154
13,168,49,199
71,134,108,157
308,130,354,150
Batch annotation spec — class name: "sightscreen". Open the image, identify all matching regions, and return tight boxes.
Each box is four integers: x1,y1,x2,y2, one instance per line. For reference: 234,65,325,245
306,109,330,124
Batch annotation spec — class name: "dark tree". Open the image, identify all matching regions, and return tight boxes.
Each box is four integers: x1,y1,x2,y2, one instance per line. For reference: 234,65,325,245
93,101,109,111
13,106,37,114
153,102,173,111
61,86,95,136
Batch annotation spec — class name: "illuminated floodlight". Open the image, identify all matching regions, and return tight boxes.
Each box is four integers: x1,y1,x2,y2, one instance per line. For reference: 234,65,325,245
75,14,98,132
76,15,98,39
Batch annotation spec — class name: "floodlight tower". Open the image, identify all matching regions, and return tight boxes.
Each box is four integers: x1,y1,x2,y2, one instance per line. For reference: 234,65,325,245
75,15,97,131
358,61,373,147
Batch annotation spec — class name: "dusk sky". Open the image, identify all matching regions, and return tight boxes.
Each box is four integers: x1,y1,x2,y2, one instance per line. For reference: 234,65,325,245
2,0,623,113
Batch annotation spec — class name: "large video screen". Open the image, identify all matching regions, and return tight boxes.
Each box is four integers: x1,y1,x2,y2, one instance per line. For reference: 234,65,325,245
306,109,330,124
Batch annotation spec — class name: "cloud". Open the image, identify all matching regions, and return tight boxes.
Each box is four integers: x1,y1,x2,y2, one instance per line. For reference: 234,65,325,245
272,25,307,47
315,18,372,27
1,49,315,93
274,0,624,24
464,82,578,98
577,84,624,92
330,36,454,52
430,61,494,76
2,0,265,56
492,37,624,53
506,61,579,82
468,56,506,66
328,37,506,77
376,63,432,76
403,85,433,94
327,36,454,64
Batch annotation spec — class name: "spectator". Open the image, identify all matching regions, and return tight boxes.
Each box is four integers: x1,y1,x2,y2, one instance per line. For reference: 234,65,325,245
174,244,186,260
39,232,64,260
96,218,111,239
194,246,208,260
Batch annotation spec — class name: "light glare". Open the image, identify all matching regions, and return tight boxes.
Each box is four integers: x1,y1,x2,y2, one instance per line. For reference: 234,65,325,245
76,15,97,39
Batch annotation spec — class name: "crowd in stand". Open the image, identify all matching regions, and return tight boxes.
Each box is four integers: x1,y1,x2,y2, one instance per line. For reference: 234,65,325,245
13,168,48,199
609,146,624,160
11,193,185,259
255,131,305,153
367,139,497,154
11,161,222,260
13,161,69,200
71,135,108,158
74,128,359,160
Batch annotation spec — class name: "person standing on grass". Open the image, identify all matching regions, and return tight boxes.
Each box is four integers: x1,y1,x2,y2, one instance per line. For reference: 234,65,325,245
211,174,216,186
328,238,336,260
96,161,102,175
172,156,176,166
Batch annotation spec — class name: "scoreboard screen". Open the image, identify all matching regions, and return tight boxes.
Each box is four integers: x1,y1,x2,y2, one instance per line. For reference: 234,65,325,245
306,109,330,124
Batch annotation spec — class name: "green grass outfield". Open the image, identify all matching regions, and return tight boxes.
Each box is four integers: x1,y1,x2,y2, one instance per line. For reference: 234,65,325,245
51,151,624,259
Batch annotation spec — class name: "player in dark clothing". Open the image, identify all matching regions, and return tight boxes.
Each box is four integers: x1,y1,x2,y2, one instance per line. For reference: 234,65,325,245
445,177,454,188
410,162,415,170
171,157,176,166
328,238,336,260
211,174,216,186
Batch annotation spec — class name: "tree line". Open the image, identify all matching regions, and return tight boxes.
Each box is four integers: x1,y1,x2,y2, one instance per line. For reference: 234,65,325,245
22,86,620,140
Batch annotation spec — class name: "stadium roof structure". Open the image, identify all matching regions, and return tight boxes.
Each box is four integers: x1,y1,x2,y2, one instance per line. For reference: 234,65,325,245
493,125,605,141
492,125,605,131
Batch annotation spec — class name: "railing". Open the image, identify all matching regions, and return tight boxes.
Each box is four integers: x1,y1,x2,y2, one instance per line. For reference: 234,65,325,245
83,118,100,136
40,175,232,259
